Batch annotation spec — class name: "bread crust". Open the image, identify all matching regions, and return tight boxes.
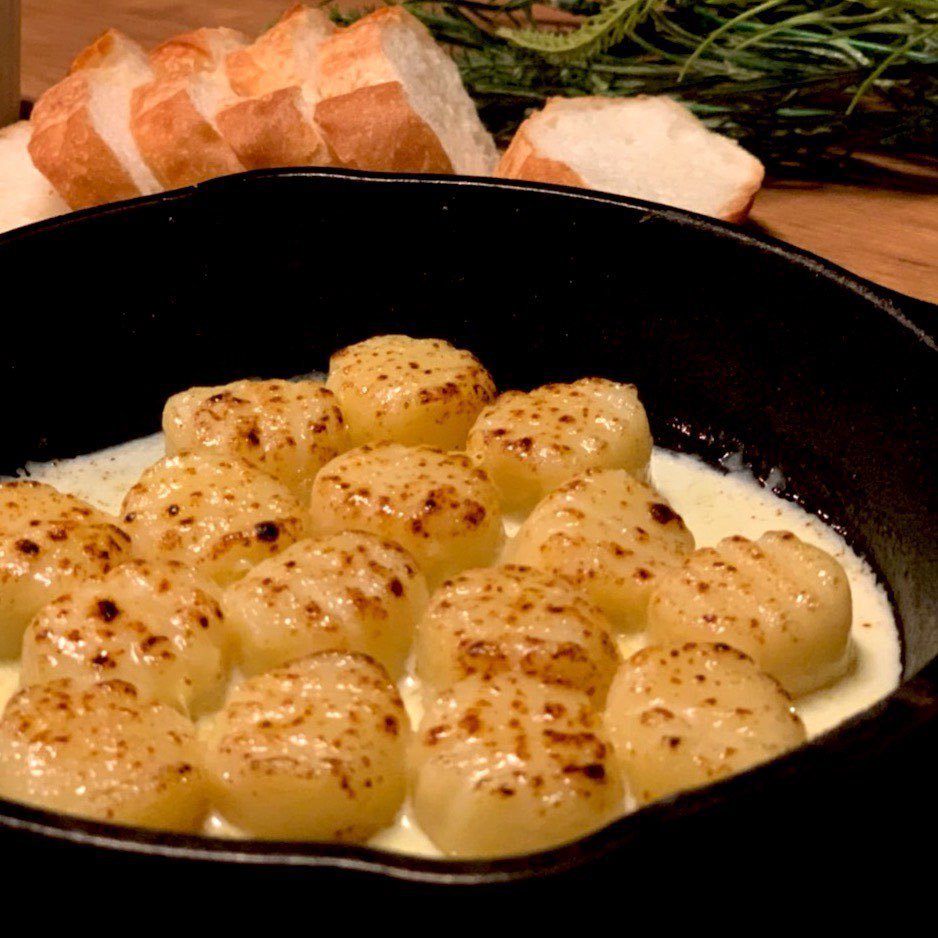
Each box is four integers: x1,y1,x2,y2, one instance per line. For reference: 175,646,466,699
315,81,453,174
226,4,335,98
28,71,141,209
150,27,248,80
68,28,136,74
216,87,333,170
131,79,244,189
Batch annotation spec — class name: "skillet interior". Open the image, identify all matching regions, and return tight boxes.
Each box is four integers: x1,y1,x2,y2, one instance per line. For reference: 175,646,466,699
0,169,935,891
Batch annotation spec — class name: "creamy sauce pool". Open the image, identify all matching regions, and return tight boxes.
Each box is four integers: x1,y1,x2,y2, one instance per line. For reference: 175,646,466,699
0,434,901,857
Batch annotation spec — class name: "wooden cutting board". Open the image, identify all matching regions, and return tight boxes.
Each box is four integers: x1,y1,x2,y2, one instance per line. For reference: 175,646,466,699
17,0,938,304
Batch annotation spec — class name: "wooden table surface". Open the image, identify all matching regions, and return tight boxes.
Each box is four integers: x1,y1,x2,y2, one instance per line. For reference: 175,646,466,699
18,0,938,304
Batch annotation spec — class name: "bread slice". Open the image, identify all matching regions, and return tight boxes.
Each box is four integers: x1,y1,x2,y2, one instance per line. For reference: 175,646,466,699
215,6,334,170
226,4,335,98
131,27,248,189
27,29,161,209
497,96,764,222
314,7,496,176
0,121,68,234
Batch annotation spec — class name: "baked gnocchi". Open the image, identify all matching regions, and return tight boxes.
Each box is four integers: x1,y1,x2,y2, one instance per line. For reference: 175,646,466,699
0,333,897,859
412,673,624,857
0,679,206,831
647,532,853,696
121,452,308,585
325,335,496,449
604,642,807,804
414,564,619,703
509,469,695,631
20,559,231,716
203,652,408,841
308,442,504,587
0,481,132,657
467,378,652,514
222,531,428,677
163,378,350,500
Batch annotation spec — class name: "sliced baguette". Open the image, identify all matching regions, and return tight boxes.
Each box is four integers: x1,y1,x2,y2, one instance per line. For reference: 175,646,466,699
215,6,334,170
27,29,161,209
497,96,764,222
314,7,496,175
0,121,68,234
131,27,248,189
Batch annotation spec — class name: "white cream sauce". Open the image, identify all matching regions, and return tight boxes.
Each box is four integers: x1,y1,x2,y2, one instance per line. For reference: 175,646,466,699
1,434,901,857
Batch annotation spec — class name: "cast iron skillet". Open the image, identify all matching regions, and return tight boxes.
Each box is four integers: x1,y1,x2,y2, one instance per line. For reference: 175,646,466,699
0,169,935,895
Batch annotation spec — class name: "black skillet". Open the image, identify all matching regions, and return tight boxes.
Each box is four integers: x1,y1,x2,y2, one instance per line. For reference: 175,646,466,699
0,169,935,898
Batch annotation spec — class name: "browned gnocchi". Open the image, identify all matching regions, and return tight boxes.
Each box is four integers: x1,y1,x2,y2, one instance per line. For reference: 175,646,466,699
0,333,885,858
326,335,496,449
308,442,504,587
647,532,853,695
203,652,408,841
0,679,206,831
467,377,652,514
414,564,619,703
604,642,807,805
121,452,308,586
412,673,625,857
0,481,132,657
222,531,428,677
509,468,695,631
163,378,350,500
20,559,231,716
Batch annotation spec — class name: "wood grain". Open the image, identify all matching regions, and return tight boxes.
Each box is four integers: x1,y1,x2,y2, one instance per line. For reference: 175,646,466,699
16,0,938,304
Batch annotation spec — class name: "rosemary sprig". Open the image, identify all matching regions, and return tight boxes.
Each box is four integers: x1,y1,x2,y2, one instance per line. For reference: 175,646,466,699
328,0,938,173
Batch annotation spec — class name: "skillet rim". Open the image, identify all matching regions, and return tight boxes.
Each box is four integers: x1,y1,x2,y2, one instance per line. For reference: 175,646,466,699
0,167,935,884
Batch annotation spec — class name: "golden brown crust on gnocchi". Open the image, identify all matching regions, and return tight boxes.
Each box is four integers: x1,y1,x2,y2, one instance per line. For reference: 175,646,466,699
647,531,853,696
415,564,619,703
20,559,231,716
222,531,428,677
604,642,806,805
0,481,132,657
412,673,624,857
163,379,350,500
0,678,206,831
120,452,308,586
466,377,652,514
203,651,408,841
325,335,496,449
308,442,504,588
508,468,694,631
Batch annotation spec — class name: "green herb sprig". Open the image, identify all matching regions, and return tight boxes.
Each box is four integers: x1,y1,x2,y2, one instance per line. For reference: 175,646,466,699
329,0,938,174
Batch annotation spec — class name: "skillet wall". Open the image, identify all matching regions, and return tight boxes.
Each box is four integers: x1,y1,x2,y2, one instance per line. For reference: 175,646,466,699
2,170,934,674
